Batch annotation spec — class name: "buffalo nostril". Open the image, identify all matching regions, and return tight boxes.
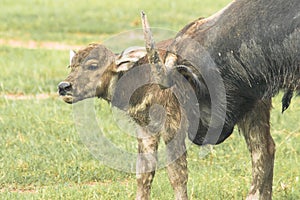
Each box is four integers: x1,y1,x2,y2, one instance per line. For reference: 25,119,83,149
58,82,72,95
58,82,71,90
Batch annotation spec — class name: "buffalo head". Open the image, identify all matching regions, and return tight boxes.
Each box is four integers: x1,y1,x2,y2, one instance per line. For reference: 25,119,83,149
58,44,146,104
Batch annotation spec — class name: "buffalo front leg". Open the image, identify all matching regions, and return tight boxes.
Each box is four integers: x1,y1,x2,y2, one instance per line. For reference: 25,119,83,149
238,99,275,200
166,144,188,200
136,127,160,200
163,123,188,200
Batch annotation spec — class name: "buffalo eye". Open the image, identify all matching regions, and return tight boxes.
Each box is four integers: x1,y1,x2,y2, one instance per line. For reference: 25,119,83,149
87,63,98,70
84,59,99,70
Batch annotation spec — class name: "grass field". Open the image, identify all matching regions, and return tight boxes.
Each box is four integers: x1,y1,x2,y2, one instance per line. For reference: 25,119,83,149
0,0,299,199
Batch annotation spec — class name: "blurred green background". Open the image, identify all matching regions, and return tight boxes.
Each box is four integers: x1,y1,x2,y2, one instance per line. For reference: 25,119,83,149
0,0,299,199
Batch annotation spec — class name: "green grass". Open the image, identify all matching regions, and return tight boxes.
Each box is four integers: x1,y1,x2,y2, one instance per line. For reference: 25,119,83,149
0,0,299,199
0,0,230,45
0,98,135,199
0,47,69,94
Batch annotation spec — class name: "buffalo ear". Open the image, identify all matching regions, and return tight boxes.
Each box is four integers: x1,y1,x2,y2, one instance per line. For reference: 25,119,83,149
69,50,76,66
175,65,209,98
114,46,147,72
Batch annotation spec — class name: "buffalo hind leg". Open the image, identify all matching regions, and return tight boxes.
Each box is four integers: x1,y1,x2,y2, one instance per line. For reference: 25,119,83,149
136,127,160,200
238,99,275,200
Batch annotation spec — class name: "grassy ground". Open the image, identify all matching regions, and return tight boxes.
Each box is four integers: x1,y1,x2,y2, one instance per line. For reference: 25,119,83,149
0,0,230,45
0,0,299,199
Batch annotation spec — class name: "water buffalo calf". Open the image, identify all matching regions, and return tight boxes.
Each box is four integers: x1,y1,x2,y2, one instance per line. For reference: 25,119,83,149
58,0,299,199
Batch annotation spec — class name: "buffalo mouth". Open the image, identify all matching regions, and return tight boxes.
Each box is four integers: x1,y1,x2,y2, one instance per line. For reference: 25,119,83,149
58,81,76,104
60,93,89,104
58,87,91,104
59,93,86,104
61,95,74,104
58,89,75,104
